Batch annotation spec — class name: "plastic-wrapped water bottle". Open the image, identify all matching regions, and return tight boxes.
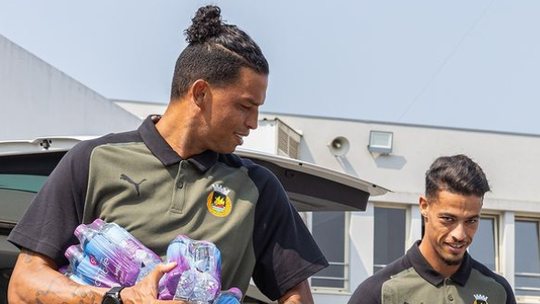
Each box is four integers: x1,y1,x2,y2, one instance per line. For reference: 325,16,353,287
64,245,120,288
158,236,192,300
58,265,70,274
158,235,221,303
191,271,220,304
214,288,243,304
74,224,140,286
89,219,162,281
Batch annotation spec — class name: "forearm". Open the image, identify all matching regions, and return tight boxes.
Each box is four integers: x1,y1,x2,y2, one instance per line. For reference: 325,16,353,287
278,280,314,304
8,249,106,304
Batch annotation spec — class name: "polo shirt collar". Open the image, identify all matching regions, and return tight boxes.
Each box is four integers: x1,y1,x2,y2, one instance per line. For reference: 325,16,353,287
407,240,472,287
138,115,218,171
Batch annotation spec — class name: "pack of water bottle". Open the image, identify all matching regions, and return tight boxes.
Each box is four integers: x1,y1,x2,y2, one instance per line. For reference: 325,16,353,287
62,218,242,304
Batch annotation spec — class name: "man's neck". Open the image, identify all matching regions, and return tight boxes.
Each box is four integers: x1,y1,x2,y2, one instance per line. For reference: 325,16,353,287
155,107,205,159
418,239,461,278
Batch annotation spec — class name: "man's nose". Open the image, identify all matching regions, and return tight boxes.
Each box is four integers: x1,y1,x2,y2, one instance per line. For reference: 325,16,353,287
451,223,467,241
246,109,259,130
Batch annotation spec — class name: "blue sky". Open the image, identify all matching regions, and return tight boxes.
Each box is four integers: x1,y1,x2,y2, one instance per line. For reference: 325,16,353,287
1,0,539,134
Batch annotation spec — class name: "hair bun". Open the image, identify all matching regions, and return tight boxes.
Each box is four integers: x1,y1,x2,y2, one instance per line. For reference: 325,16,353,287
185,5,223,44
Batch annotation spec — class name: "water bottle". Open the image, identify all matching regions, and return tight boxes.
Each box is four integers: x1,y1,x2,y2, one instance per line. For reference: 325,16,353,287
214,288,243,304
65,271,89,286
58,265,70,274
89,219,162,281
190,242,221,303
158,236,192,300
190,271,220,304
158,235,222,303
59,262,87,285
64,245,120,288
74,224,140,286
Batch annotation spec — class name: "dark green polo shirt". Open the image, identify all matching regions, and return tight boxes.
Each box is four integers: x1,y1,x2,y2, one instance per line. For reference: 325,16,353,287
348,241,516,304
9,116,328,300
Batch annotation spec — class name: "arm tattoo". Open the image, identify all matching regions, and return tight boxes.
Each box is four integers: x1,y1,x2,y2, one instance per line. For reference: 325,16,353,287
35,275,98,304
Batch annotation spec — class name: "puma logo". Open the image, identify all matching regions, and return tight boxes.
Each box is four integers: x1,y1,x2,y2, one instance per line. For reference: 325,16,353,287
120,174,147,197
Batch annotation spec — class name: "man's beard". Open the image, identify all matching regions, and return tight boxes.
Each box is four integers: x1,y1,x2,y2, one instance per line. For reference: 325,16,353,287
441,256,462,266
437,245,464,266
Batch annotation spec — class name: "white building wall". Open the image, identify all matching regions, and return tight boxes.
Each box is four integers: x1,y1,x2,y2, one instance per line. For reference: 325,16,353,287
255,113,540,210
0,34,142,140
501,211,515,287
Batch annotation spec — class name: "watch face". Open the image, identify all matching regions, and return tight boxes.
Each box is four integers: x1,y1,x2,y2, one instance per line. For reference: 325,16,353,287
102,295,121,304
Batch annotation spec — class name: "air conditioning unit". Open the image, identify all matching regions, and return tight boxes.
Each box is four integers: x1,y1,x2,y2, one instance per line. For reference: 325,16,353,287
241,118,302,159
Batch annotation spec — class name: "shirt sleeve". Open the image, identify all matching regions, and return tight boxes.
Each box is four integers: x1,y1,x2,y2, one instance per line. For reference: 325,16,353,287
249,165,328,301
348,279,382,304
7,141,91,266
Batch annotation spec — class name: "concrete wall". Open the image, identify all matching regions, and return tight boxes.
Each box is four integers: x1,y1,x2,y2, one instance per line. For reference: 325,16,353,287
0,34,141,140
255,112,540,211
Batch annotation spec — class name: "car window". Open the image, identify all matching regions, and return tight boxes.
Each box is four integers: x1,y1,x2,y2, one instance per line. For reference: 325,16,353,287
0,174,47,223
0,174,46,193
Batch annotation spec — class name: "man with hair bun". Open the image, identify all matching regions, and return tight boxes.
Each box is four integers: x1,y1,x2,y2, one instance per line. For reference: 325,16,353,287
8,5,327,304
348,155,516,304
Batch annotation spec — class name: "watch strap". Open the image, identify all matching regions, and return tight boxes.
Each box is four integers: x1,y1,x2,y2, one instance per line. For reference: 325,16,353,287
103,286,125,304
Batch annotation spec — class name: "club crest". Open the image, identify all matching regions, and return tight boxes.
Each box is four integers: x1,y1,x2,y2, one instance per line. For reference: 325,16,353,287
206,184,232,217
473,294,489,304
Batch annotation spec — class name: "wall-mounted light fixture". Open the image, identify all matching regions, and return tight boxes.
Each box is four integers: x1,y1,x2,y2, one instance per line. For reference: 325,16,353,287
368,131,393,154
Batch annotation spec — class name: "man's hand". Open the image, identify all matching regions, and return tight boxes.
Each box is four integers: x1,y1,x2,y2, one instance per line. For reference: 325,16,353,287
278,280,314,304
121,262,188,304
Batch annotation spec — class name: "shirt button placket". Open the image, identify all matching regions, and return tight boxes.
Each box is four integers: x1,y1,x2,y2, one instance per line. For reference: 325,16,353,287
443,278,454,303
177,161,188,189
172,161,188,212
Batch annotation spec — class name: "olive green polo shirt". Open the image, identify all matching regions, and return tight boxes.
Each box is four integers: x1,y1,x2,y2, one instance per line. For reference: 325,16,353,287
348,241,515,304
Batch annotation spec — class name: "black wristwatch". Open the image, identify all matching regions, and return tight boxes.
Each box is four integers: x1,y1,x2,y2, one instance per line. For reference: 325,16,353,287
102,286,124,304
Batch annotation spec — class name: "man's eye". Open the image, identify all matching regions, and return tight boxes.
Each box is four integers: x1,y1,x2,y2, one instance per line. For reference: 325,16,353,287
441,217,454,223
467,219,478,224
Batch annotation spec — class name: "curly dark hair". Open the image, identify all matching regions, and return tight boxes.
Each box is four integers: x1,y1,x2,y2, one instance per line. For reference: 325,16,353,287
425,154,490,199
170,5,269,100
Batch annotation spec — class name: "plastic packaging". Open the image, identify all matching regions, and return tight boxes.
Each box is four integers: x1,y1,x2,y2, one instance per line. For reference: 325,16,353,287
64,245,120,288
64,220,241,304
74,224,140,286
158,235,222,303
214,288,243,304
89,219,162,281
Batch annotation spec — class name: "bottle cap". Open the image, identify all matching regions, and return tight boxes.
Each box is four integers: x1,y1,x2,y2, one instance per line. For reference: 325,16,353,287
227,287,242,300
65,245,84,261
73,224,86,238
87,218,106,231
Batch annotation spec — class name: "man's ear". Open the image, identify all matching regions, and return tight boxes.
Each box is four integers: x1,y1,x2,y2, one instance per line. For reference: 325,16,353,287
191,79,209,108
419,196,429,220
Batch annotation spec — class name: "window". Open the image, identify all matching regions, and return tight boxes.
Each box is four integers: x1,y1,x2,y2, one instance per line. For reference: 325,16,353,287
0,174,47,225
468,215,498,272
515,219,540,297
373,206,406,273
310,212,348,289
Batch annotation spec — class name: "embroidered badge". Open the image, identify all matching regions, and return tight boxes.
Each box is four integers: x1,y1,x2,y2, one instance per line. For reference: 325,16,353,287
473,294,489,304
207,184,232,217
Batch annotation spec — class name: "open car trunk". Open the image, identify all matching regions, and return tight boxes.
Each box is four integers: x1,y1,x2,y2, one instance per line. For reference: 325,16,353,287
0,138,389,304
